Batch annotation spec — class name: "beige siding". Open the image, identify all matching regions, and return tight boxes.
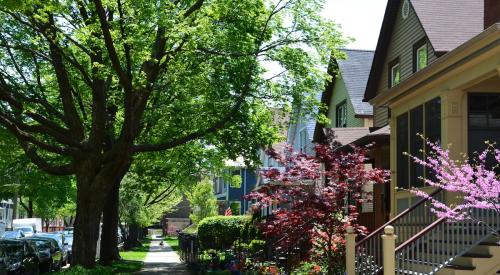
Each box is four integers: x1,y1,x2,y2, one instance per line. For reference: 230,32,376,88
374,1,438,127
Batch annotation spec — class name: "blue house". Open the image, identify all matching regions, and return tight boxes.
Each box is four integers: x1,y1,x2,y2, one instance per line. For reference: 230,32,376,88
212,158,258,215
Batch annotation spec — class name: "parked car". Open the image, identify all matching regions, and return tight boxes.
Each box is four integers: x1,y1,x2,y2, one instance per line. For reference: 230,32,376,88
63,227,73,235
14,226,35,237
56,231,72,262
1,230,24,240
33,233,68,266
0,239,39,274
24,237,63,273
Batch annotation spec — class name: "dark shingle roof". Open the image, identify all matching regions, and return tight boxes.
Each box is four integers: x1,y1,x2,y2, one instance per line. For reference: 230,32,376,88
337,49,375,116
411,0,484,53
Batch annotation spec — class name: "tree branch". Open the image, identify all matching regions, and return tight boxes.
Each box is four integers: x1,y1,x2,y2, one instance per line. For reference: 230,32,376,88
92,0,133,93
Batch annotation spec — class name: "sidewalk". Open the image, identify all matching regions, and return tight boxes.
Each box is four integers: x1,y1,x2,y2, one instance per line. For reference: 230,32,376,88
135,236,193,275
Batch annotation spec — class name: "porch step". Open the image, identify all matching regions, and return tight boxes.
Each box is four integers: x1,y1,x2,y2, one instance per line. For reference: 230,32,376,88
461,252,492,258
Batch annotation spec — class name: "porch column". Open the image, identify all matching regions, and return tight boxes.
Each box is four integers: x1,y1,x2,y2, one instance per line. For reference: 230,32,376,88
441,89,466,205
441,89,466,159
382,225,397,275
345,226,356,275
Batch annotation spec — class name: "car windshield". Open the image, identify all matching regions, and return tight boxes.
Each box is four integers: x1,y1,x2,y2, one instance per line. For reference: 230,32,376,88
35,234,63,248
34,240,51,250
16,227,33,233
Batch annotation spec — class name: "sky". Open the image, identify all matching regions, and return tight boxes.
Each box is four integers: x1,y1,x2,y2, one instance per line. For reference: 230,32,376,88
322,0,387,50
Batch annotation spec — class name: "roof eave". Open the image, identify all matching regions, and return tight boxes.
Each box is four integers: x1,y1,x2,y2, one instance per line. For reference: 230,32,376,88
370,24,500,107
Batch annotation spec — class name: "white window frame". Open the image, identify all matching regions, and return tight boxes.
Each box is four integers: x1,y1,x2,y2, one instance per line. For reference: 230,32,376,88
391,63,400,87
416,44,427,71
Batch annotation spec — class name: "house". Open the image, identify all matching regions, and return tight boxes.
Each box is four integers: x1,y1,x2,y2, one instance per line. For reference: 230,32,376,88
160,196,191,235
213,158,258,215
313,49,392,232
0,200,14,233
355,0,500,274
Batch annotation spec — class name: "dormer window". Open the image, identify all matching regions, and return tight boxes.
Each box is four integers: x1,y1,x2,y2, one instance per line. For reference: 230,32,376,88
389,58,401,88
413,38,428,72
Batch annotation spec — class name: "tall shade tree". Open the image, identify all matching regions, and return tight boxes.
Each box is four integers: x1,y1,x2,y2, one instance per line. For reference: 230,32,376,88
0,0,343,266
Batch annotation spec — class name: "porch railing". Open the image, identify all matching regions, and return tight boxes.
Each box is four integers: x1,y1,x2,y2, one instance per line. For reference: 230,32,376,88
355,188,444,274
395,206,500,274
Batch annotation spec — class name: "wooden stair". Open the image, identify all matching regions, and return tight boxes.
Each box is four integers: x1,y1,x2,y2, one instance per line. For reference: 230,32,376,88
436,238,500,275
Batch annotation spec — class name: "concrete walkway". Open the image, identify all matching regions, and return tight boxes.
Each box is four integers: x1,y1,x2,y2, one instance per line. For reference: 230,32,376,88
135,236,193,275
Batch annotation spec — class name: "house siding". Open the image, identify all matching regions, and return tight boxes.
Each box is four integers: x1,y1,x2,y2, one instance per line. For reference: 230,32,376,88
327,77,366,127
287,118,315,155
374,1,438,127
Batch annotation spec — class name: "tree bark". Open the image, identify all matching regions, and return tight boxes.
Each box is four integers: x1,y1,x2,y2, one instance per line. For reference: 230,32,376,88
124,223,141,249
28,199,33,218
99,182,121,266
71,185,104,268
19,197,34,218
11,194,17,230
71,153,131,268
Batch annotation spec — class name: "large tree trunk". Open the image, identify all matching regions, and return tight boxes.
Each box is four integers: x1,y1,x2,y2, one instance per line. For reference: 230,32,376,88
11,194,17,230
99,182,121,266
124,223,142,249
71,184,105,268
71,154,131,268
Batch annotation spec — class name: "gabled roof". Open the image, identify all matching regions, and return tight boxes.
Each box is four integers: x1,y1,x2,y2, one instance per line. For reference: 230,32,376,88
313,49,374,143
337,49,375,116
412,0,484,53
364,0,485,102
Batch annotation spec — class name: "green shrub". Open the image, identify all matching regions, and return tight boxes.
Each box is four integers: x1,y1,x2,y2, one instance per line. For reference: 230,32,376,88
240,216,260,243
197,215,248,250
248,239,266,253
293,262,325,274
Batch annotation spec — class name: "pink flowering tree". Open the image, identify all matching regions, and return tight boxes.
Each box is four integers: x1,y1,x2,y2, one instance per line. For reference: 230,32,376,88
245,144,388,273
409,140,500,234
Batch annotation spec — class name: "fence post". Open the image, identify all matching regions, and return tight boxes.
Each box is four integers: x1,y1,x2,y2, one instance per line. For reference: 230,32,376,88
345,226,356,275
382,225,397,275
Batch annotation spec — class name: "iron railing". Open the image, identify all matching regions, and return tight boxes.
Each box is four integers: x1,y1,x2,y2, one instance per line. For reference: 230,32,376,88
178,232,200,268
395,206,500,274
355,188,444,274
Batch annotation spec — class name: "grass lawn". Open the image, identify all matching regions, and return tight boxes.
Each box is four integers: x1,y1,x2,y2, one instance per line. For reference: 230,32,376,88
165,236,179,254
56,239,152,274
119,238,152,262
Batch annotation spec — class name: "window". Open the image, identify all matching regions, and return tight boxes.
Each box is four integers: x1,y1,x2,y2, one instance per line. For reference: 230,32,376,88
299,129,307,152
402,0,410,19
230,170,242,188
413,38,428,72
396,97,441,189
389,59,401,88
468,94,500,163
335,101,347,127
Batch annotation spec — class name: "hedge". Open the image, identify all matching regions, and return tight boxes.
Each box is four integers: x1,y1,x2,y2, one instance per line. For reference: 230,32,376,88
197,215,248,250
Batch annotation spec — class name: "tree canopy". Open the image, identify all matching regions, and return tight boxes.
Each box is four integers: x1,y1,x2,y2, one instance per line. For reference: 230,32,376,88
0,0,344,266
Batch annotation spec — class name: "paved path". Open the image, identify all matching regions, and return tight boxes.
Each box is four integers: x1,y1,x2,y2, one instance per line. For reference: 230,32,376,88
135,236,193,275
